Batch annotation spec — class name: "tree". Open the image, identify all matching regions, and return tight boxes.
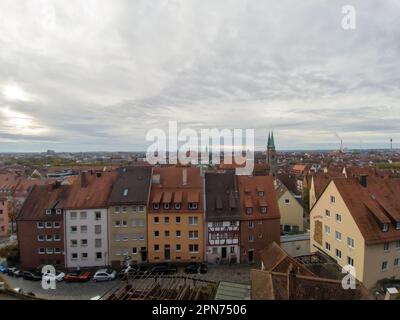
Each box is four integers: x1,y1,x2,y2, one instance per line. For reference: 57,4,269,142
8,198,22,234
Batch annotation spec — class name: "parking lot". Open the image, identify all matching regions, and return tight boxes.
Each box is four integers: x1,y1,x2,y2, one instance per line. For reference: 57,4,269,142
0,264,252,300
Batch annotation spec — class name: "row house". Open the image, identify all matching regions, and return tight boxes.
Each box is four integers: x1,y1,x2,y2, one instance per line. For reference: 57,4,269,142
64,171,116,269
16,182,68,269
237,176,281,264
148,167,204,263
205,172,240,264
310,174,400,288
108,166,152,267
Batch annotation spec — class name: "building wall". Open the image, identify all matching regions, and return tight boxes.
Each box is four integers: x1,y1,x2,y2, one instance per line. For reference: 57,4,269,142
147,212,204,263
205,220,240,264
17,219,64,269
310,181,366,285
363,241,400,289
280,234,310,257
278,189,304,233
240,218,280,264
108,205,147,266
65,208,109,269
0,199,9,237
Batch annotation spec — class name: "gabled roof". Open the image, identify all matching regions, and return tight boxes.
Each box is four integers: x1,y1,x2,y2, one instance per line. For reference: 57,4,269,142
109,166,152,205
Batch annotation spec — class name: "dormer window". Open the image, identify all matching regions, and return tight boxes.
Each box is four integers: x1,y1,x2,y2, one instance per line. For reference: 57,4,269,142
175,203,181,210
153,203,160,210
56,209,62,215
382,223,389,232
164,203,170,210
45,209,52,215
188,202,198,210
246,207,253,215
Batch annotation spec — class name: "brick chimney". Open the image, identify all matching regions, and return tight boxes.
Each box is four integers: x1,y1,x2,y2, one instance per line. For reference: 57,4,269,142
80,171,88,188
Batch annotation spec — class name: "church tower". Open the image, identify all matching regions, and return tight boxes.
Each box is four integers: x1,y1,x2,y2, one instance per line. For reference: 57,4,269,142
267,131,277,176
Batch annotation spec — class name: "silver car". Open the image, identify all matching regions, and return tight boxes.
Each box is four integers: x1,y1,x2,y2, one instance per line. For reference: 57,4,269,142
92,268,117,282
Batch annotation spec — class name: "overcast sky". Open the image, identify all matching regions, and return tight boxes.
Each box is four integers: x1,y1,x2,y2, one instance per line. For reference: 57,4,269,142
0,0,399,152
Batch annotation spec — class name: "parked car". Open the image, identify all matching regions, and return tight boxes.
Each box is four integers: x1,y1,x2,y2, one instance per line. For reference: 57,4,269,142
21,270,43,281
118,265,139,279
184,262,208,274
42,271,65,282
64,271,92,282
149,263,178,275
93,269,117,282
7,267,22,277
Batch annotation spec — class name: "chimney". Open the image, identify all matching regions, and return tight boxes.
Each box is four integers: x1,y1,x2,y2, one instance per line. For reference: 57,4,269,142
152,174,160,184
384,288,399,300
359,174,368,188
80,171,88,188
182,167,187,186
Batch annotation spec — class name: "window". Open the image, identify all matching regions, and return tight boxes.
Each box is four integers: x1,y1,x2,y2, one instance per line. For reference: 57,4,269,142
335,249,342,259
382,224,389,232
248,221,254,229
175,203,181,210
122,234,129,242
324,225,331,235
71,240,78,247
382,261,388,271
176,230,181,238
189,216,198,225
325,209,331,218
384,242,390,252
394,258,399,267
53,222,61,228
46,209,52,215
258,191,264,197
70,212,77,220
139,234,144,241
189,244,199,253
164,203,170,210
230,247,235,253
330,196,335,203
138,219,145,227
189,203,198,210
132,248,137,255
54,248,61,254
154,217,159,224
56,209,62,215
325,242,331,251
154,231,159,237
176,217,181,224
153,203,160,210
37,235,45,242
396,240,400,249
81,253,88,260
80,212,87,220
37,222,44,229
132,205,137,212
122,206,127,213
164,230,170,238
45,222,52,229
96,252,102,260
347,237,355,248
54,234,61,241
246,207,253,215
70,226,77,233
115,206,120,213
248,234,254,242
95,212,101,220
189,231,199,239
164,217,169,224
80,225,88,233
122,220,128,227
397,222,400,230
115,220,121,227
131,219,137,227
138,205,145,212
123,188,128,196
95,225,101,234
284,199,290,204
335,231,342,241
261,207,267,214
347,256,354,266
81,239,88,247
176,244,181,252
335,214,342,223
38,248,45,255
154,245,160,252
46,248,53,254
71,253,78,260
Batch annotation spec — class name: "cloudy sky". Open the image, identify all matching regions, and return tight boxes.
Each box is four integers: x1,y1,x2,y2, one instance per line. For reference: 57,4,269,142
0,0,399,152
